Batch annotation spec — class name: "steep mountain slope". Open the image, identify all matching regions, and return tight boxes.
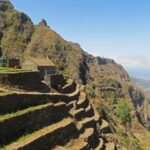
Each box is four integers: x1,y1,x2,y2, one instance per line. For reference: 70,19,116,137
25,20,85,84
131,77,150,133
0,1,150,149
0,1,33,58
25,19,145,129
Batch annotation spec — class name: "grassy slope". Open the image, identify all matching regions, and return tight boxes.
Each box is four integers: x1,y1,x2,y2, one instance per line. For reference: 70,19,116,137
0,67,30,73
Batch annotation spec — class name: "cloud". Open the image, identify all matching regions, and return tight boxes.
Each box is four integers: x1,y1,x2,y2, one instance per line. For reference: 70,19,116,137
113,56,150,68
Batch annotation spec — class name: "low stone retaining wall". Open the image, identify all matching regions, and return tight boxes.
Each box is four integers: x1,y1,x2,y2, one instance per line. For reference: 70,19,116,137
0,103,68,145
0,71,41,90
50,74,66,89
0,90,80,114
10,122,78,150
60,80,76,94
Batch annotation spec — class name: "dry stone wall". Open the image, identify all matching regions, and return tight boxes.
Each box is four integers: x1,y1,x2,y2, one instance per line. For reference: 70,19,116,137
0,78,115,150
0,71,41,90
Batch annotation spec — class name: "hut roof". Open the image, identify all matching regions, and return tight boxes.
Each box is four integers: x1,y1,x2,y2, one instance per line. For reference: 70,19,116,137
32,58,55,67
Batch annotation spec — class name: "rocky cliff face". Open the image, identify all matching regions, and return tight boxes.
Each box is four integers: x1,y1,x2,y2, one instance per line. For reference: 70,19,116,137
0,1,33,58
131,77,150,128
23,19,146,130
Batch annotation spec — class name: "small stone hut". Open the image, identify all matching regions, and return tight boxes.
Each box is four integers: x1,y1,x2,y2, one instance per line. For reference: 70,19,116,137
22,58,56,80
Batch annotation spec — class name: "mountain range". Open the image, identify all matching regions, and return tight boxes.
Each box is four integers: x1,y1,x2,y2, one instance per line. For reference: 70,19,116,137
131,77,150,98
128,67,150,81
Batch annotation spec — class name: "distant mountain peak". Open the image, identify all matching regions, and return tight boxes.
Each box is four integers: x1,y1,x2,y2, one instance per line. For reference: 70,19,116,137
38,19,48,26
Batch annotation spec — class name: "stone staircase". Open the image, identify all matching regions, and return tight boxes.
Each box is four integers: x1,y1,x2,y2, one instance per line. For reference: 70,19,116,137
0,79,115,150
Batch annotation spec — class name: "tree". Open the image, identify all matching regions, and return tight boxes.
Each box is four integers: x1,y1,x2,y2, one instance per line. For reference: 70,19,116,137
86,85,96,98
115,99,130,124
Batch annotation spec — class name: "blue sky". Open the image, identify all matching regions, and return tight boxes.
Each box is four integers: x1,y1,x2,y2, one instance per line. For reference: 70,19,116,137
11,0,150,78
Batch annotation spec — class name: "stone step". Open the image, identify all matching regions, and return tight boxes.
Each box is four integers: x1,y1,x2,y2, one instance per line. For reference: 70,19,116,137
77,117,96,132
77,92,89,109
66,139,89,150
67,85,80,102
105,142,116,150
80,128,99,149
60,79,76,94
94,111,101,123
53,146,67,150
0,102,68,146
100,120,111,134
85,104,94,118
67,100,77,111
53,128,92,150
69,108,86,121
95,138,105,150
93,110,102,130
80,128,94,139
5,118,78,150
79,85,86,92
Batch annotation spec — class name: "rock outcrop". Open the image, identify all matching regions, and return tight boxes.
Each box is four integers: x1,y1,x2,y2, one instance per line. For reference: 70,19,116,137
0,0,33,58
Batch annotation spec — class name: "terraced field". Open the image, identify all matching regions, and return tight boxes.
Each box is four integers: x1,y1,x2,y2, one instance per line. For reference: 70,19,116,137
0,79,115,150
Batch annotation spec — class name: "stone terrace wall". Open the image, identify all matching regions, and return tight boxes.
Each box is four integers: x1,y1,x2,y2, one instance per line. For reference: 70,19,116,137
50,74,66,88
0,71,41,89
0,89,80,114
0,103,69,145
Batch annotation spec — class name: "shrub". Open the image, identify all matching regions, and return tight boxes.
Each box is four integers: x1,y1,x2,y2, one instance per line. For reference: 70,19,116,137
119,134,141,150
97,106,106,118
104,91,116,103
0,146,6,150
115,99,130,124
63,69,69,80
86,85,96,98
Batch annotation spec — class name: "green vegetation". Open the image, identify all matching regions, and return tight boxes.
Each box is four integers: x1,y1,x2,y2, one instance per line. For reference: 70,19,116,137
119,133,141,150
97,104,116,132
86,85,96,98
115,99,130,124
0,103,52,121
108,119,116,132
16,133,30,142
101,79,121,89
0,146,6,150
63,69,69,80
97,106,106,118
0,67,30,73
103,91,116,103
